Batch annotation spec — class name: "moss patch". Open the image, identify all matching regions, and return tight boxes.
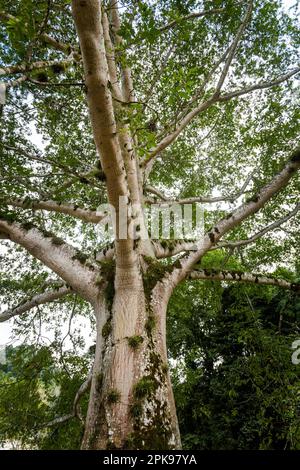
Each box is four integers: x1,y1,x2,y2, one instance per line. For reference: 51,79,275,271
127,335,144,349
133,376,158,399
51,236,64,246
107,389,121,404
145,314,156,335
102,319,112,338
72,251,89,265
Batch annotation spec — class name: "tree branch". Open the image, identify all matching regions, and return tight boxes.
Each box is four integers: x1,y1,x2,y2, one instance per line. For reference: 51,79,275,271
219,67,300,102
0,58,74,77
39,371,92,428
2,144,103,191
215,0,253,94
72,0,137,268
0,286,74,322
0,218,99,303
145,171,253,205
5,198,105,224
188,269,300,292
213,202,300,250
143,64,299,170
152,240,197,259
158,8,226,33
166,149,300,288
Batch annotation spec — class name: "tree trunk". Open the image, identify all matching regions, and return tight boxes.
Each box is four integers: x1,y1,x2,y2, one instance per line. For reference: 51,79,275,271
81,265,181,450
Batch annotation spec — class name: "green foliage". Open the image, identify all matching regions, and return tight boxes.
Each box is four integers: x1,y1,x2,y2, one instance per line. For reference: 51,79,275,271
106,389,121,404
0,0,299,451
133,376,157,399
168,280,300,450
0,345,90,449
127,335,144,349
102,319,112,338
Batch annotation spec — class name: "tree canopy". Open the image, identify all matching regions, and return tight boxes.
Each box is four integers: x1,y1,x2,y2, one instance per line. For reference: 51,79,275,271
0,0,299,450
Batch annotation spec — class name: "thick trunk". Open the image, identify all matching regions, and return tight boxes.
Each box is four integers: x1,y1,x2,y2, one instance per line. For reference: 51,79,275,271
81,271,181,450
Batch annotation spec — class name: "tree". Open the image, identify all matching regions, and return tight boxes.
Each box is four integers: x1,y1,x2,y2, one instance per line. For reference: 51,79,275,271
168,279,300,449
0,0,299,449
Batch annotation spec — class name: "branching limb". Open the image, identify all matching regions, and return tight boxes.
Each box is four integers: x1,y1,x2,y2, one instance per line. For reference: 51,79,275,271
162,149,300,290
145,171,253,205
219,67,300,102
213,202,300,250
158,8,226,32
215,0,253,94
39,371,92,428
0,286,74,323
188,269,300,292
5,198,105,223
2,144,103,191
0,218,99,302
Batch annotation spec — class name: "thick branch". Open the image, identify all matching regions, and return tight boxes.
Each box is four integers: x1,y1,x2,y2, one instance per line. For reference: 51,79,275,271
0,286,73,323
152,240,197,259
188,269,300,292
166,149,300,288
72,0,137,269
6,198,105,223
0,218,98,302
71,0,127,210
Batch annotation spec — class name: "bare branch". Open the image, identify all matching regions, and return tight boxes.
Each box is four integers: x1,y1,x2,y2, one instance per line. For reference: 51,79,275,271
188,269,300,292
6,198,105,224
214,202,300,250
219,67,300,102
0,286,73,322
158,8,226,33
0,10,80,60
215,1,253,93
145,171,254,205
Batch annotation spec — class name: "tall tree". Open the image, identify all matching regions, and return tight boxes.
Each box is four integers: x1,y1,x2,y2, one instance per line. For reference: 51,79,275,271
0,0,299,449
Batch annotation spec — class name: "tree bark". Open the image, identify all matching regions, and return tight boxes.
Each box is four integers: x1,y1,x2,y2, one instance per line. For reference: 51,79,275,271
81,267,181,450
